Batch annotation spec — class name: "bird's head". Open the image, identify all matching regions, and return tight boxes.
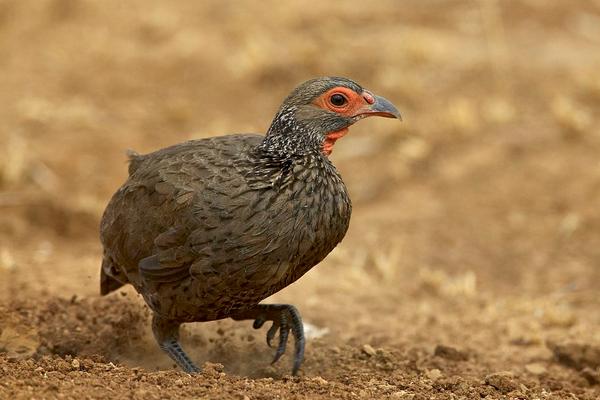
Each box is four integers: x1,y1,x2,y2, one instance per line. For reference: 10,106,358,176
262,77,401,156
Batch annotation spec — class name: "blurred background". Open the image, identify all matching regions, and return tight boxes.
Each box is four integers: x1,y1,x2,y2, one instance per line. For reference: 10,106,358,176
1,0,600,396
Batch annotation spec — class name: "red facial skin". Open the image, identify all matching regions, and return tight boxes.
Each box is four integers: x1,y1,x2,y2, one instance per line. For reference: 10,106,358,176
312,86,377,156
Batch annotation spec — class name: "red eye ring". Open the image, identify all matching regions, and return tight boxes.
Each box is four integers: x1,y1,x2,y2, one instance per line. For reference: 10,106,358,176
329,93,348,107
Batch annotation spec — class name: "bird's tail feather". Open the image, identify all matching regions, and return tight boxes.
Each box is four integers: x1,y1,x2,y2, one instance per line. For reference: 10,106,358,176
100,257,127,295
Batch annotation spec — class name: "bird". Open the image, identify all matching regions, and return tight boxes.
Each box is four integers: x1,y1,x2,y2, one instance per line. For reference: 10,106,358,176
99,76,401,376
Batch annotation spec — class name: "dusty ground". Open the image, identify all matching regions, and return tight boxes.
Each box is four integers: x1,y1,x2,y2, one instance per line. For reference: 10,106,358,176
1,0,600,399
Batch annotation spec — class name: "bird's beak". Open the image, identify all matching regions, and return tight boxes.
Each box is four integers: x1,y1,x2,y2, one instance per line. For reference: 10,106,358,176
353,92,402,121
369,95,402,120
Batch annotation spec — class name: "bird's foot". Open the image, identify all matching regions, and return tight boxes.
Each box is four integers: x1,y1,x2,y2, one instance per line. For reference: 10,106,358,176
159,338,201,374
233,304,305,375
152,314,201,374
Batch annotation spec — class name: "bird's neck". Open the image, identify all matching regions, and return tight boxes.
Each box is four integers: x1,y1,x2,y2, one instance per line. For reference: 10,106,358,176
260,106,353,159
322,128,349,156
260,108,322,157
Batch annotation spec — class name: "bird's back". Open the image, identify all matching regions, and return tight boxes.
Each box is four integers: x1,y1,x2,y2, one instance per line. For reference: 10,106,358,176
100,134,262,291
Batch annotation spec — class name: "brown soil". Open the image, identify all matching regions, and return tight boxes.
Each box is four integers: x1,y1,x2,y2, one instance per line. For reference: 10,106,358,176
1,1,600,399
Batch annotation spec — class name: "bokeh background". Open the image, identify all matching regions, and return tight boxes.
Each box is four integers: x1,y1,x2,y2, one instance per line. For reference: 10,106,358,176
1,1,600,399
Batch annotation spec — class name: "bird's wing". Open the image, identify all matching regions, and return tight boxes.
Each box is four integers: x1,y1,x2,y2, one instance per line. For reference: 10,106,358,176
137,181,292,286
122,134,282,285
138,227,196,283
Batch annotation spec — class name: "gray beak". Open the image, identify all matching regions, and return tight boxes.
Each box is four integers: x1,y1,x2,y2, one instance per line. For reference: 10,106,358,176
352,93,402,121
369,95,402,120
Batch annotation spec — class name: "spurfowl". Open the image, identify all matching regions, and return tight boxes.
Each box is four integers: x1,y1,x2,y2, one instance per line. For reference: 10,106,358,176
100,77,400,375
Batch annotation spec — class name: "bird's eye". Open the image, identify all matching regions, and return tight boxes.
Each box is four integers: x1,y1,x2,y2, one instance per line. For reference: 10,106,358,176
330,93,348,107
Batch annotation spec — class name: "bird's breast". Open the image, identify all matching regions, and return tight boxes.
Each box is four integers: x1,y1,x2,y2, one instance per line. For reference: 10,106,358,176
265,159,352,284
185,155,352,305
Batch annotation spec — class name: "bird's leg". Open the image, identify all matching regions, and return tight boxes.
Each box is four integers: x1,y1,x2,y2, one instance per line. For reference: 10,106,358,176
232,304,305,375
152,314,201,373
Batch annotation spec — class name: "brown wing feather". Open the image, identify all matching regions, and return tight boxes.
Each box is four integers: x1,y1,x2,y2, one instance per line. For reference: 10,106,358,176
100,135,264,288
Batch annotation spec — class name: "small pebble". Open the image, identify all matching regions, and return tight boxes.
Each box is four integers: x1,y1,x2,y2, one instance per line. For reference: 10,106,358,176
362,344,377,357
391,391,415,399
525,363,546,375
313,376,328,385
425,368,442,380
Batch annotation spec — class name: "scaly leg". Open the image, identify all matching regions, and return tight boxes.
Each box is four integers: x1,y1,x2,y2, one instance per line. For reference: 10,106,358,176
152,314,200,373
232,304,305,375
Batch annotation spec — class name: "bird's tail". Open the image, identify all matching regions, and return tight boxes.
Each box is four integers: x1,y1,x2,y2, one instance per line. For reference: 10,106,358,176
100,257,127,295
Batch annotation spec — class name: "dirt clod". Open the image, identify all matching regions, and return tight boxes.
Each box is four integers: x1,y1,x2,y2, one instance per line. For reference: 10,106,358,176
581,368,600,385
485,371,519,394
548,342,600,370
433,344,468,361
0,326,39,360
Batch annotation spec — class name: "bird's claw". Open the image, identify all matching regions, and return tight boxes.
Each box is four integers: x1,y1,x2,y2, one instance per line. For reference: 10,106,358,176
250,305,304,374
270,320,290,364
255,316,289,363
266,321,280,348
253,316,266,329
